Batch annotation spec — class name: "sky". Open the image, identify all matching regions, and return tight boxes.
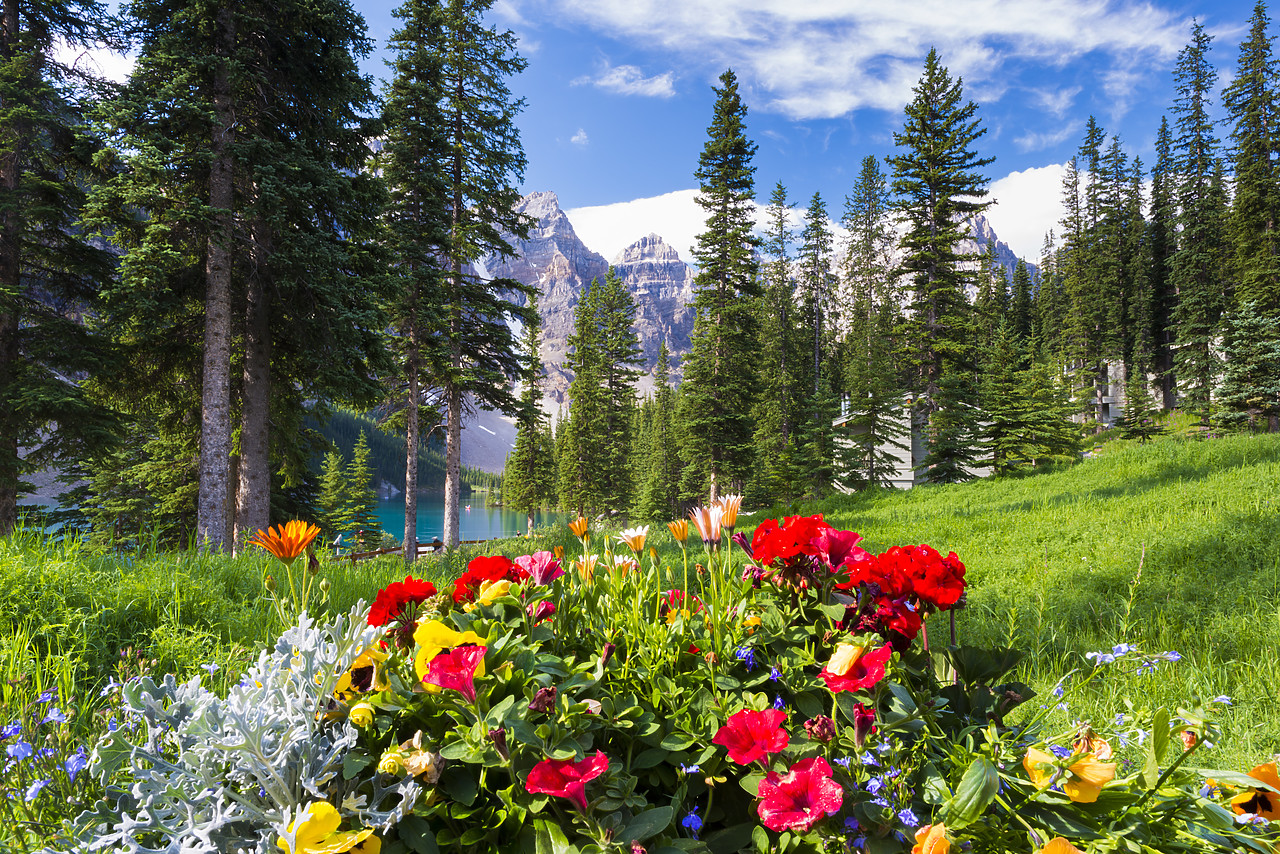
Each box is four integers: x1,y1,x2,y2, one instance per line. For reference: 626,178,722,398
69,0,1265,265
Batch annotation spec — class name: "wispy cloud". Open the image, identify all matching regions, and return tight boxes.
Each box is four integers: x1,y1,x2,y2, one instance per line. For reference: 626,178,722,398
1031,85,1082,119
1014,125,1076,153
573,62,676,97
529,0,1188,120
570,128,589,145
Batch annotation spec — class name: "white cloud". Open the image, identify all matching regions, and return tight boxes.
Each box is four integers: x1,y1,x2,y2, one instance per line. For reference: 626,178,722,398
986,163,1068,262
574,63,676,98
570,128,589,145
53,39,134,84
567,189,703,263
1031,85,1081,118
1014,124,1076,153
527,0,1187,120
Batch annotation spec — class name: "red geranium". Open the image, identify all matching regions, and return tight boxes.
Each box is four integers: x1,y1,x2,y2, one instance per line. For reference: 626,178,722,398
420,645,486,703
367,576,438,626
525,751,610,811
812,527,869,573
750,514,831,566
911,548,966,610
861,545,965,610
713,708,790,765
452,555,525,603
818,643,893,693
757,756,843,832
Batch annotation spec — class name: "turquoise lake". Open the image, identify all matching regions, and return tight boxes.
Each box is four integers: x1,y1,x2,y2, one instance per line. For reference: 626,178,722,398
372,493,562,544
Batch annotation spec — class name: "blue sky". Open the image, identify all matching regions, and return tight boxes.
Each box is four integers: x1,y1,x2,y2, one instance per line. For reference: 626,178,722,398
364,0,1263,264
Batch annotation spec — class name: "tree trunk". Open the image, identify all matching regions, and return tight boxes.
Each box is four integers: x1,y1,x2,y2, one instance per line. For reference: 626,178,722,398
234,213,271,551
404,346,419,563
197,6,235,552
443,379,461,549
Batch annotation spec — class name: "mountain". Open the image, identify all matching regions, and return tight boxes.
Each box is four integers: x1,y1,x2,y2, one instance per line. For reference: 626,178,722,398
963,214,1035,290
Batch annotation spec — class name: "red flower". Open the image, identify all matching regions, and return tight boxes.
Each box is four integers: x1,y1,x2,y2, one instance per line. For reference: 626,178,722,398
368,576,438,626
750,514,831,566
818,643,893,693
421,645,486,702
452,555,522,603
525,751,610,811
851,702,877,748
757,756,843,832
911,548,966,610
812,527,869,573
527,600,556,624
713,708,790,765
872,596,923,641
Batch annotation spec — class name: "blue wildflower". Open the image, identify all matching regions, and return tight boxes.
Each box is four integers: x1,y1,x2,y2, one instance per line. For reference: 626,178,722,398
36,690,55,704
1162,651,1182,662
202,662,220,675
679,763,701,775
834,756,852,768
1111,643,1136,657
1213,695,1232,705
24,779,50,802
866,777,884,795
38,747,56,759
1085,651,1115,665
843,817,860,833
682,806,703,839
42,707,67,725
65,748,89,783
107,718,117,733
0,721,19,739
734,647,757,671
1049,745,1071,759
1052,685,1064,698
773,695,785,710
898,808,920,828
860,752,880,767
871,796,891,809
769,665,783,682
7,741,33,761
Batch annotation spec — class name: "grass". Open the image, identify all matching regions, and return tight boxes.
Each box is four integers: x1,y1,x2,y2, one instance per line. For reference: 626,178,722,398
2,430,1278,843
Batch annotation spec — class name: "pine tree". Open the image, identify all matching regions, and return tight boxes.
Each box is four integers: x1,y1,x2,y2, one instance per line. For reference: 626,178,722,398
595,267,643,511
1115,371,1168,443
317,449,350,541
1010,258,1033,345
344,430,379,550
1149,118,1179,409
0,0,120,534
635,343,682,522
558,280,605,515
796,191,838,494
503,294,552,533
424,0,534,548
1169,20,1228,425
888,49,993,483
1217,302,1280,432
679,69,760,501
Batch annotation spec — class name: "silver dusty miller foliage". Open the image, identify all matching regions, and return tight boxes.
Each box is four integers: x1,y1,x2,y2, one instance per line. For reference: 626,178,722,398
50,604,420,854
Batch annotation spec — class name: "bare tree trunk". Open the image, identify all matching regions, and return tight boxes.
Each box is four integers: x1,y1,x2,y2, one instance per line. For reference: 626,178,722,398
0,0,23,536
234,213,271,551
443,379,461,549
197,6,235,552
403,345,419,563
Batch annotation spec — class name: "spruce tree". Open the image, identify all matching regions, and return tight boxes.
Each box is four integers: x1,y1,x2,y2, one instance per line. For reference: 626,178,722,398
796,192,838,495
1169,20,1228,425
423,0,534,548
679,69,760,501
635,343,682,522
558,280,605,515
1149,118,1178,409
344,430,379,550
1217,302,1280,432
595,267,643,511
503,294,552,533
317,449,350,543
0,0,120,534
888,49,993,483
1010,259,1033,345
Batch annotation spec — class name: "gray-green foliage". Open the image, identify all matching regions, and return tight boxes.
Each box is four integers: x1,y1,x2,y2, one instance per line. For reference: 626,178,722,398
55,606,416,854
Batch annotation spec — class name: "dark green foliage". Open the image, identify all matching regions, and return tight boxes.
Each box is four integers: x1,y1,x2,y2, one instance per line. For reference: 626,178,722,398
634,343,682,522
502,295,555,530
1149,119,1178,409
680,69,761,501
344,431,379,549
1114,371,1168,443
1217,302,1280,433
981,325,1080,472
841,302,910,488
0,0,121,534
918,371,982,484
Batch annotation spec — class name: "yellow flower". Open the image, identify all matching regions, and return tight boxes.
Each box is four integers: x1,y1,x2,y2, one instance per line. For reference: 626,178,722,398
667,519,689,544
911,823,950,854
569,516,589,540
825,643,865,676
250,520,321,565
617,525,649,554
333,646,389,702
744,614,762,632
1230,762,1280,821
575,554,597,583
399,731,442,783
412,620,484,683
476,579,512,606
1041,839,1083,854
1023,747,1116,803
276,801,379,854
377,750,404,775
348,703,374,728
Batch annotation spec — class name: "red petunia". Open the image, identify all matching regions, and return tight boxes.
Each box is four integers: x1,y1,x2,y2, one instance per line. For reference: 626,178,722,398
812,527,869,574
818,643,893,694
452,555,523,603
525,751,610,811
713,708,790,765
421,645,486,702
757,756,844,832
367,576,438,626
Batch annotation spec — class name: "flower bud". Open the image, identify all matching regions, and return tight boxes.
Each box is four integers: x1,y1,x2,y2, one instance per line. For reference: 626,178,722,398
378,750,404,775
852,703,877,749
489,727,509,760
804,715,837,743
307,552,320,575
601,643,617,667
319,578,331,594
528,685,557,714
264,574,276,592
349,702,375,728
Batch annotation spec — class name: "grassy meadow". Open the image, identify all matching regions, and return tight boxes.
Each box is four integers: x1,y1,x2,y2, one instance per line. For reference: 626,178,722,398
2,430,1279,845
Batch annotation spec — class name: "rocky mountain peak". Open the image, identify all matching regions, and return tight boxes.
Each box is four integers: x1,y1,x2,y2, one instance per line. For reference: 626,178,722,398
615,233,680,264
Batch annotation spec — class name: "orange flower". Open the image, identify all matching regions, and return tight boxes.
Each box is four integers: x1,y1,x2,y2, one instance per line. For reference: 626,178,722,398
667,519,689,544
569,516,589,540
1041,839,1082,854
911,823,950,854
689,505,722,546
575,554,597,583
1230,762,1280,821
715,494,743,531
1023,747,1116,803
250,521,320,565
617,525,648,555
1073,727,1113,761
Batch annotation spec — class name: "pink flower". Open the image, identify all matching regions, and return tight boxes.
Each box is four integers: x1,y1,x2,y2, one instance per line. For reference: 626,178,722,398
818,643,893,694
515,551,564,585
527,600,556,624
713,708,790,765
421,645,486,702
525,751,610,811
757,756,844,832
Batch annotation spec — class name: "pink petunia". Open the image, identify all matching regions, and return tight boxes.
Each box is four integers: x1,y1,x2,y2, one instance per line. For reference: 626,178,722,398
757,756,844,832
713,708,790,765
515,551,564,586
421,645,486,702
525,751,610,811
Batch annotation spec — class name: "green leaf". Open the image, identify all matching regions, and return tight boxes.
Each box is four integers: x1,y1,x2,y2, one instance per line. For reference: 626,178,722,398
632,748,669,770
342,751,373,780
751,825,771,854
713,674,742,690
439,741,484,763
441,767,479,806
944,645,1024,685
939,757,999,828
705,822,755,854
534,818,572,854
397,816,439,854
1197,768,1280,793
661,732,696,751
1142,706,1170,788
739,772,764,797
819,602,847,622
621,805,674,842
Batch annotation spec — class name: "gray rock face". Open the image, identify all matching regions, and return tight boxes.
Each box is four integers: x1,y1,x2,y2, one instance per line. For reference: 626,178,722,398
961,213,1034,292
487,193,694,406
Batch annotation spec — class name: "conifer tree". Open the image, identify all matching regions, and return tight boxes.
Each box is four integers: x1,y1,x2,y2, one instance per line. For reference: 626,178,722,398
889,49,993,483
0,0,120,534
595,267,643,511
317,449,349,542
503,294,553,533
1169,21,1228,425
1010,259,1033,345
344,430,379,550
423,0,534,548
750,182,801,504
1217,302,1280,432
796,192,838,494
558,282,604,515
1149,119,1178,408
635,343,682,522
680,69,760,501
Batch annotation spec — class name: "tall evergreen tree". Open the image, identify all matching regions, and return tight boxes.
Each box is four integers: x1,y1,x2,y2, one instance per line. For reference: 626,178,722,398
679,69,760,501
1169,20,1228,424
502,294,553,533
796,191,838,494
1217,302,1280,432
424,0,533,548
0,0,119,534
1149,118,1178,409
888,48,993,483
594,267,643,511
635,343,682,522
1010,258,1033,345
558,280,605,515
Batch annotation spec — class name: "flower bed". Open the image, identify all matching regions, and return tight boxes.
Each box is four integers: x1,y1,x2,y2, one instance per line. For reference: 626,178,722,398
54,504,1280,853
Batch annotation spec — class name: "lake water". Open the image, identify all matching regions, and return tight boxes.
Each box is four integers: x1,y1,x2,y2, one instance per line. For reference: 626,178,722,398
373,493,562,544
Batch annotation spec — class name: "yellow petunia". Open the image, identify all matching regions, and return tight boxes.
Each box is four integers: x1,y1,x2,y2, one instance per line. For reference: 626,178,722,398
1023,747,1116,803
276,802,379,854
412,620,484,683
